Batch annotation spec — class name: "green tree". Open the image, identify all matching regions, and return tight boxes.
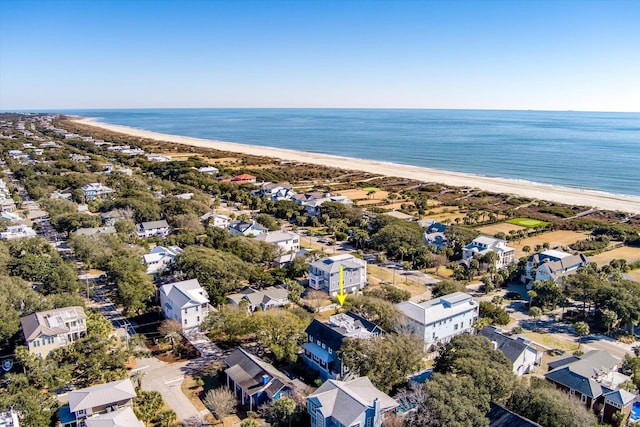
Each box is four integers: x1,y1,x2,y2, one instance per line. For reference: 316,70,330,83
343,295,401,332
431,280,466,298
602,309,619,336
241,418,259,427
528,306,543,329
158,319,183,352
86,309,113,339
134,390,164,426
0,373,57,427
251,309,309,363
574,321,590,348
339,333,425,393
266,396,298,427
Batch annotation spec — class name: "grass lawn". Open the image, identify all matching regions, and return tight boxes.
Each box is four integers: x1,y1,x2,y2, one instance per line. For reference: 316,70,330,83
522,330,578,352
362,187,380,192
507,217,550,228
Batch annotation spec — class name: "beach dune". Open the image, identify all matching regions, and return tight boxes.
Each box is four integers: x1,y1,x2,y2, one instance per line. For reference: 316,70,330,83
72,117,640,214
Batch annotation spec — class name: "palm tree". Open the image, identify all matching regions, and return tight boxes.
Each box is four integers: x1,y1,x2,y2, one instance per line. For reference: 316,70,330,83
527,290,537,308
574,321,590,348
158,410,177,427
602,309,618,336
529,306,542,329
131,370,146,389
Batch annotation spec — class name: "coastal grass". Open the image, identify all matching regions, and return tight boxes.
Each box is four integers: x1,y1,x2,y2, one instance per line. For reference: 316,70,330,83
507,217,549,228
510,230,589,257
475,222,526,236
588,246,640,267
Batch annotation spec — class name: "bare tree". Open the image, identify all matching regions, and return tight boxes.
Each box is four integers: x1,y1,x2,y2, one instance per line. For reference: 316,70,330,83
158,319,182,352
203,388,237,419
305,289,328,312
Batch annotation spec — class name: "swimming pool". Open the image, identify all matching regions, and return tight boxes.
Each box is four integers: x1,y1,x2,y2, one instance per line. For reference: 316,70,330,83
631,401,640,423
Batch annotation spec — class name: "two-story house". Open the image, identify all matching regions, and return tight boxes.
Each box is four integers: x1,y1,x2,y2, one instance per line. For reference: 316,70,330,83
479,326,541,375
255,230,300,254
200,212,231,228
59,379,143,427
309,254,367,296
159,279,210,330
462,235,515,269
0,224,37,240
228,220,268,237
81,183,114,202
141,245,183,275
523,249,589,288
303,312,383,380
224,347,294,412
20,306,87,357
307,377,398,427
396,292,479,351
135,219,170,239
252,182,296,201
545,350,629,410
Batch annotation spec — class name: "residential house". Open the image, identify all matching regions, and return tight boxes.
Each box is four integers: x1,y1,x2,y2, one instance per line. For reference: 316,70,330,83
462,235,515,269
601,389,637,425
59,379,142,427
423,230,448,251
159,279,210,330
397,292,479,351
252,182,296,201
294,192,352,217
545,350,629,410
142,245,183,275
200,212,231,228
135,219,170,239
523,249,589,288
486,402,542,427
479,326,541,375
255,230,300,254
74,226,117,237
146,154,171,162
70,154,90,162
303,312,383,380
0,224,37,240
81,183,114,202
228,220,267,237
306,377,398,427
197,166,219,175
0,197,16,213
227,286,289,312
0,409,20,427
273,249,308,267
100,209,127,226
309,254,367,296
230,173,257,184
20,306,87,357
224,347,294,411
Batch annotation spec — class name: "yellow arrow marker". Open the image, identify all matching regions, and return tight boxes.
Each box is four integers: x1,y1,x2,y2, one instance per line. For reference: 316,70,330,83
337,265,347,306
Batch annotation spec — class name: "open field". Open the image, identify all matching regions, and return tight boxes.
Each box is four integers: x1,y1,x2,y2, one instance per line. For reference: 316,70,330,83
627,269,640,282
522,330,578,352
337,188,389,200
366,265,426,295
475,222,526,236
507,217,550,228
377,201,412,210
588,246,640,267
510,230,589,257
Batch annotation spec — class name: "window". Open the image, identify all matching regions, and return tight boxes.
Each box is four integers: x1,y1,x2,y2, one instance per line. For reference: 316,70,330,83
328,348,332,354
581,394,587,403
184,308,188,314
195,305,199,312
184,319,188,325
197,316,200,322
454,324,459,330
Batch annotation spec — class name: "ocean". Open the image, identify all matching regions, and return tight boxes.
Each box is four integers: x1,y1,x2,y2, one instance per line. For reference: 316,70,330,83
58,108,640,197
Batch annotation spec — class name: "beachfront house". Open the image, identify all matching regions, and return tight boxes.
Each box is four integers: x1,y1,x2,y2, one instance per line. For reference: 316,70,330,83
159,279,210,330
303,312,383,380
59,379,143,427
255,230,300,254
293,191,353,216
252,182,296,201
227,286,290,312
396,292,479,351
523,249,589,288
479,326,541,375
20,306,87,358
309,254,367,296
462,235,515,269
197,166,219,175
306,377,398,427
224,347,294,412
135,219,170,238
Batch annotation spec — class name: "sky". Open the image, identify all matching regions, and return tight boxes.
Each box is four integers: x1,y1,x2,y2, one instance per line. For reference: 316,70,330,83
1,0,639,112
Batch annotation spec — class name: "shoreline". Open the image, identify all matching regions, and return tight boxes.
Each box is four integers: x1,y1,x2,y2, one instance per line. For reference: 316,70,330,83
71,117,640,214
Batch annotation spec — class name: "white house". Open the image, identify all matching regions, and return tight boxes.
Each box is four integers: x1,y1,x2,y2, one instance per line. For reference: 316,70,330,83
200,212,232,228
462,235,515,269
309,254,367,296
396,292,479,351
81,183,114,202
252,182,296,201
135,220,170,239
1,224,37,240
197,166,219,175
142,245,183,275
146,154,172,162
159,279,210,330
294,192,353,216
228,220,268,237
479,326,541,375
255,230,300,253
524,249,589,287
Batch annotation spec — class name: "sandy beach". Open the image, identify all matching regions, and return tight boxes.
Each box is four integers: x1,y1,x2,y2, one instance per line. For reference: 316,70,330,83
72,117,640,214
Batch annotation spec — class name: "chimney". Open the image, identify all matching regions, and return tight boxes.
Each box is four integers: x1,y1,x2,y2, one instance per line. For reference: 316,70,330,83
261,375,270,385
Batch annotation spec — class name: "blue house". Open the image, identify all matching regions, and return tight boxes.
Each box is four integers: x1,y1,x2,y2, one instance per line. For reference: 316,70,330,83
307,377,398,427
303,312,383,380
224,347,293,412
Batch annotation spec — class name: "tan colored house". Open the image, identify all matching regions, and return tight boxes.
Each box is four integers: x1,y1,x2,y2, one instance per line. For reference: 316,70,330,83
20,306,87,357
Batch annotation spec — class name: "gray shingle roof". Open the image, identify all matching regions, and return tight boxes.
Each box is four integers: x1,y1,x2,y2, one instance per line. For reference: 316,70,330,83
21,306,86,341
224,347,291,397
479,326,536,364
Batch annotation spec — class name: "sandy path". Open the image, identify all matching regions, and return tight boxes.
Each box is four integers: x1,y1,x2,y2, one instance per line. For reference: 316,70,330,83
72,117,640,214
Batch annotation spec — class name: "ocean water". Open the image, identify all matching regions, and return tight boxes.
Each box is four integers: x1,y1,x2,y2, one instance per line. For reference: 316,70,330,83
58,108,640,197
